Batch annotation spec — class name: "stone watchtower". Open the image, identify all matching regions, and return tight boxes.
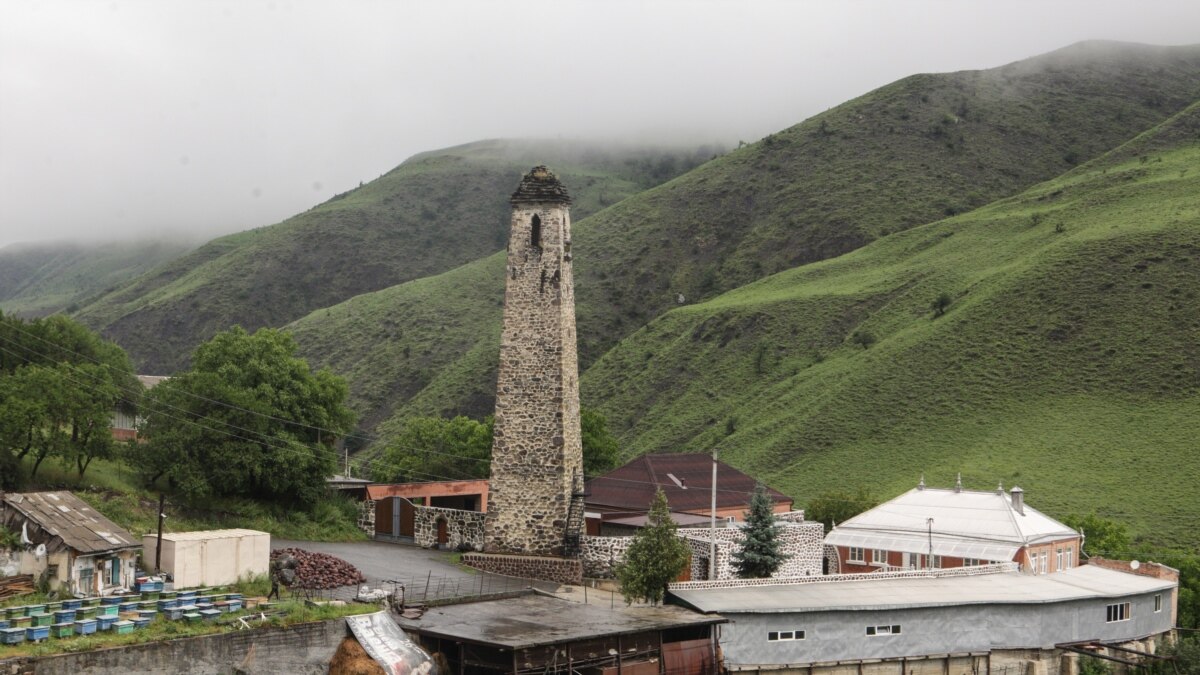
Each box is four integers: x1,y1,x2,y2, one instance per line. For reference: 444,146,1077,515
483,166,585,557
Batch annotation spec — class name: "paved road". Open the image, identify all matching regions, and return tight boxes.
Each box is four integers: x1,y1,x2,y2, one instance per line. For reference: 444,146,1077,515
272,539,536,602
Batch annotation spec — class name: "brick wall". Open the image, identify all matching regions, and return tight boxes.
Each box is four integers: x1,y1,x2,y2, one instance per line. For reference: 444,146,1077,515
462,552,582,585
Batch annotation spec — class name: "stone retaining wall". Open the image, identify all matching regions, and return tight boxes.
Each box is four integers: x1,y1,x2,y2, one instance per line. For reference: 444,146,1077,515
356,499,375,535
0,619,347,675
413,505,486,550
462,552,582,585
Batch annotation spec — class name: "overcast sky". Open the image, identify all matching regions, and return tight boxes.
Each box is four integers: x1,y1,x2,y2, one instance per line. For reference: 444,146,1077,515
2,1,1198,250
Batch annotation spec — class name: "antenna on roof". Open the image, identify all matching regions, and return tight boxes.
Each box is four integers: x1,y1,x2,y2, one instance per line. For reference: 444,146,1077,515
955,473,963,493
997,481,1004,494
917,474,925,490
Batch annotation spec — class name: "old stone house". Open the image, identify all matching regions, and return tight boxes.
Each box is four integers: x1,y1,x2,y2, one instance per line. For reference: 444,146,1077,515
825,478,1081,574
0,491,140,595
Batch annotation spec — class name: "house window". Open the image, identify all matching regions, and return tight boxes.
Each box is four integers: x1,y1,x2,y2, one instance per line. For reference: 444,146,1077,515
1065,548,1073,570
867,625,902,636
79,567,94,593
1039,552,1048,575
110,558,121,586
1056,548,1064,571
929,555,942,569
963,558,980,567
768,630,805,641
848,547,866,563
872,549,888,565
1154,594,1162,613
1106,602,1131,622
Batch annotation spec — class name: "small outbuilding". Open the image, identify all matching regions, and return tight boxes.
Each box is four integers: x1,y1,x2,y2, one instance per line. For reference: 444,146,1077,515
142,529,270,588
0,491,140,596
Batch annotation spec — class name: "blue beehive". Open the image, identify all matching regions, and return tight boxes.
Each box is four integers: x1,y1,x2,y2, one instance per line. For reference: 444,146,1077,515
199,609,221,622
163,607,184,621
118,601,139,613
74,619,98,636
156,599,178,611
60,600,81,610
0,627,24,644
0,619,8,630
53,610,76,624
97,615,117,631
131,617,150,630
25,625,50,642
137,609,157,621
100,596,122,606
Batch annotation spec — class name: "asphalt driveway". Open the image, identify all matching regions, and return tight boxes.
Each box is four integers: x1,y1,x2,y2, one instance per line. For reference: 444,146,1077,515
271,538,536,602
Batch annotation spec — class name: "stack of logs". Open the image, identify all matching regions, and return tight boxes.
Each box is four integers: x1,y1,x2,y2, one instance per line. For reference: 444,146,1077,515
0,575,35,600
270,548,366,590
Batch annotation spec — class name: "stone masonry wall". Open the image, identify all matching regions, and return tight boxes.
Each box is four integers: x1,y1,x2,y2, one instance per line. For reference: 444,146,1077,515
462,552,582,585
485,168,584,558
413,505,486,550
357,499,375,535
580,521,824,580
0,619,347,675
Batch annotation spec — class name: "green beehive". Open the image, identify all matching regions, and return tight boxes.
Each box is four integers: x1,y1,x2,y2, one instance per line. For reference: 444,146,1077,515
30,612,53,627
113,620,134,635
52,622,75,638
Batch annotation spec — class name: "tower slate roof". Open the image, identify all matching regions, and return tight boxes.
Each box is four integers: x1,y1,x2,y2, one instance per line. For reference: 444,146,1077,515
510,165,571,205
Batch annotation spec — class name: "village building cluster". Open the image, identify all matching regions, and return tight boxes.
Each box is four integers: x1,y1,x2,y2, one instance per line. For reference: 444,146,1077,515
0,167,1183,674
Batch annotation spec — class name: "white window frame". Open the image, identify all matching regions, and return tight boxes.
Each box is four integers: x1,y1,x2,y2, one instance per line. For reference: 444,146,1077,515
768,630,805,641
866,624,902,636
1056,548,1064,572
929,555,942,569
872,549,888,565
1154,594,1162,613
1106,602,1131,623
1039,552,1048,575
848,547,866,563
1065,547,1073,569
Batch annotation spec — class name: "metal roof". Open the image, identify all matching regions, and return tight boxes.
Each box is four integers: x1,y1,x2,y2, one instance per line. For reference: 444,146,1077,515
669,565,1175,614
585,454,792,514
1,491,139,555
825,486,1078,557
155,529,268,542
396,593,723,649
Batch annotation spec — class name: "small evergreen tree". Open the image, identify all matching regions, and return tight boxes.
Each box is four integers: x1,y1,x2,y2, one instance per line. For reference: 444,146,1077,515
617,489,690,606
733,483,788,578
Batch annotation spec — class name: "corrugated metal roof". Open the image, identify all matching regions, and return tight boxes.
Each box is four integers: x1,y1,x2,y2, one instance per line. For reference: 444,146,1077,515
1,491,139,555
669,565,1174,614
585,454,792,514
826,487,1078,554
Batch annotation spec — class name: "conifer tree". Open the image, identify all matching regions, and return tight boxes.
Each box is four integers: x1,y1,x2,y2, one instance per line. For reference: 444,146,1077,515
617,488,690,605
733,483,788,578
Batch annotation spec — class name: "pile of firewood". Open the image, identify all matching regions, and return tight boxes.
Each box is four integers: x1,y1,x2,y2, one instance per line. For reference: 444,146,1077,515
0,575,35,600
270,548,366,590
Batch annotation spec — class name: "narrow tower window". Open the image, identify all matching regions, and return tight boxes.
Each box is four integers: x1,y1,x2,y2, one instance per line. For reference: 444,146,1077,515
530,214,542,249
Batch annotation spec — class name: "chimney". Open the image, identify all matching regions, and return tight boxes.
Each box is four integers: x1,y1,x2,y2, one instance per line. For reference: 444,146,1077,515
955,473,963,493
1010,486,1025,515
917,474,926,491
996,481,1004,495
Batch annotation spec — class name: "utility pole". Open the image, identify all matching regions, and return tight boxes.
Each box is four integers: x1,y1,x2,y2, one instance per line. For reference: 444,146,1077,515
926,517,934,569
155,493,167,574
710,448,718,581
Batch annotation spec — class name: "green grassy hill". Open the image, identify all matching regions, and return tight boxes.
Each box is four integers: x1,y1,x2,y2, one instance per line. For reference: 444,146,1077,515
0,239,194,317
75,139,715,373
580,100,1200,548
289,41,1200,445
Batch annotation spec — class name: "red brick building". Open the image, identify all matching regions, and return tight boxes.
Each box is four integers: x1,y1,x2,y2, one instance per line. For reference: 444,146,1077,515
825,478,1080,575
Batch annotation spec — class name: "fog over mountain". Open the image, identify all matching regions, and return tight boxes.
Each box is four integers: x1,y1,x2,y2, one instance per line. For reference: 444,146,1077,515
2,0,1198,249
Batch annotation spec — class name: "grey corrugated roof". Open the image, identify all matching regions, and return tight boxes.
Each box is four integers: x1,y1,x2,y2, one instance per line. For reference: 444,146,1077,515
2,491,139,555
669,565,1175,614
826,487,1078,556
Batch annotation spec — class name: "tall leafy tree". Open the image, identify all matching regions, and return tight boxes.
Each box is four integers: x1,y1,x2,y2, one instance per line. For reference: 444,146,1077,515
806,487,878,531
0,312,133,485
617,488,690,606
373,416,493,483
135,327,355,505
734,483,788,578
581,407,620,476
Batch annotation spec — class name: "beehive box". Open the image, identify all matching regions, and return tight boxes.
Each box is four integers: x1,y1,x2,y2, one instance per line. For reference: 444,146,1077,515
113,620,134,635
74,619,98,636
97,616,117,631
1,627,25,644
52,622,74,639
24,625,49,642
30,612,53,627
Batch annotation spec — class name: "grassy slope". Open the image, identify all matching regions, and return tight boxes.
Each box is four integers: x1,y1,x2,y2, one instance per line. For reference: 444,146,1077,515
579,101,1200,548
289,41,1200,442
75,139,715,373
0,239,194,317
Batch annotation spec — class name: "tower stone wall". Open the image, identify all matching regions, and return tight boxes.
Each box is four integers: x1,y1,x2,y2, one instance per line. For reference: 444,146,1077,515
483,166,584,557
